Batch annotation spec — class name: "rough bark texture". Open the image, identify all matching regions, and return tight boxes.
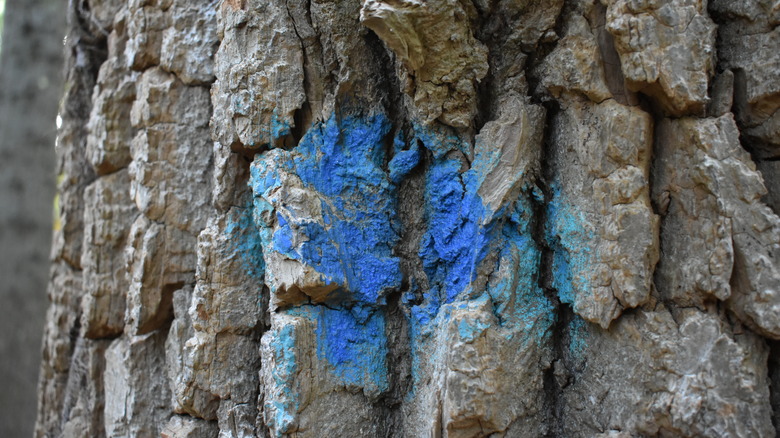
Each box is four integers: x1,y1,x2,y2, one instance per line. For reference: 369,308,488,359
0,0,64,436
37,0,780,437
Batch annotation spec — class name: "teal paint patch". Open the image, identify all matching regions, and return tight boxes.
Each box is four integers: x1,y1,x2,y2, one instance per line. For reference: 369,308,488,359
267,324,300,436
412,122,469,159
223,207,265,281
408,127,556,382
485,196,556,348
567,314,589,363
270,108,292,141
457,317,490,342
545,184,595,308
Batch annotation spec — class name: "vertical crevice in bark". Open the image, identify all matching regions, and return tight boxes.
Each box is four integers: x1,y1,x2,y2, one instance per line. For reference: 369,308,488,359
535,99,564,438
285,0,316,147
377,289,412,437
769,340,780,435
396,154,430,301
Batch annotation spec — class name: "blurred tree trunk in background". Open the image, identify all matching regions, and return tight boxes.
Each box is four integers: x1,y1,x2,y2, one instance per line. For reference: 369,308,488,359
0,0,65,436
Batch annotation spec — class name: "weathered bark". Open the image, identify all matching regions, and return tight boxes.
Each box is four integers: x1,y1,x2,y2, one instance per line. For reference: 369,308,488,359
37,0,780,437
0,0,64,436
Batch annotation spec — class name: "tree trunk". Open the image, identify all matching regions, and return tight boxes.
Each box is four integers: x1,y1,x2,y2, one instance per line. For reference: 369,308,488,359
37,0,780,437
0,0,64,436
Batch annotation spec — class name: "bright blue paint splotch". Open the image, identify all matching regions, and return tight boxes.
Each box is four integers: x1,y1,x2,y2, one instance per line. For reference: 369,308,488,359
272,213,294,254
414,121,530,329
418,159,493,305
282,305,389,398
250,112,399,404
250,113,404,305
243,103,579,410
388,131,421,184
314,307,388,396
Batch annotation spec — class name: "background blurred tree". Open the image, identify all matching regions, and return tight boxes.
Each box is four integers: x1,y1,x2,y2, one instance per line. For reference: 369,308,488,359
0,0,64,436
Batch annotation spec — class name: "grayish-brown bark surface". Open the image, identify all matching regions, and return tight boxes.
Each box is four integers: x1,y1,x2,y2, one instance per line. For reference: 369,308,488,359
36,0,780,437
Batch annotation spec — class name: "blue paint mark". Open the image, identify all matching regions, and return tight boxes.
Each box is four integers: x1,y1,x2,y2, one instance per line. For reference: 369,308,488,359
223,207,265,281
458,316,490,342
417,158,492,312
270,108,292,141
545,184,595,308
245,105,570,410
487,197,555,347
315,307,388,395
281,305,389,397
411,122,469,159
273,213,294,254
406,126,557,383
388,132,421,184
250,113,403,305
250,113,401,403
567,314,589,364
267,324,299,435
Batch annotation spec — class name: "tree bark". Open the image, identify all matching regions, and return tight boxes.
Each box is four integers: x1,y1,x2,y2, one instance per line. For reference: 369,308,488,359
37,0,780,437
